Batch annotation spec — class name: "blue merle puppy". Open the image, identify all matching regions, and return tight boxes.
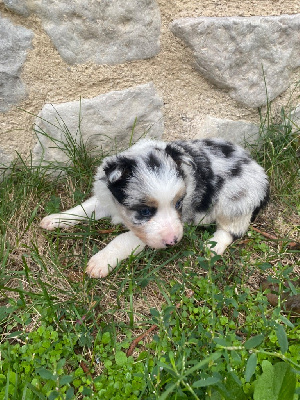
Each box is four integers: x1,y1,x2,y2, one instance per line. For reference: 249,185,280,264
40,138,269,278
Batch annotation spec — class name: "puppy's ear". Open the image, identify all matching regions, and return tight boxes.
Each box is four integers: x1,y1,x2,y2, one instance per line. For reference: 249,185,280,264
103,156,137,183
103,156,137,204
165,143,195,168
104,163,123,184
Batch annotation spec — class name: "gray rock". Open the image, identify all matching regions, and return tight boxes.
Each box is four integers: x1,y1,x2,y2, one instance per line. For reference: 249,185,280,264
33,83,164,165
193,115,259,145
0,14,33,112
0,148,13,180
4,0,161,65
0,148,13,166
2,0,31,17
170,15,300,108
283,105,300,138
290,105,300,127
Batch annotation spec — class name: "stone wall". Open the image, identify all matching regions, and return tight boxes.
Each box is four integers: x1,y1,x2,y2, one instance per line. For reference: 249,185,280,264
0,0,300,166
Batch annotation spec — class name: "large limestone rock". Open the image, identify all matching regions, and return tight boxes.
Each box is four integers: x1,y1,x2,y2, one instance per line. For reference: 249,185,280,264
0,14,33,112
170,15,300,108
290,105,300,127
193,115,259,145
0,148,13,166
4,0,161,65
0,148,13,180
33,83,164,165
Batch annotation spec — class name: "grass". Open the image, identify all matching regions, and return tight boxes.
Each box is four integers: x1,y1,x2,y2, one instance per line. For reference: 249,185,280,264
0,104,299,399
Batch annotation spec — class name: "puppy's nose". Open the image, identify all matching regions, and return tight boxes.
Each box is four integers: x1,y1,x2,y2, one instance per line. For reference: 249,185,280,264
165,236,178,247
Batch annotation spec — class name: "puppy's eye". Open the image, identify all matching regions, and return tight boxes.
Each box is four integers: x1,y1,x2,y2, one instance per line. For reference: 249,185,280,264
175,199,183,210
139,207,155,217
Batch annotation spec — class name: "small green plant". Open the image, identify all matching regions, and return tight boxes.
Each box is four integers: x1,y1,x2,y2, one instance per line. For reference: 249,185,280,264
0,105,299,399
0,314,148,399
0,320,78,399
143,268,300,399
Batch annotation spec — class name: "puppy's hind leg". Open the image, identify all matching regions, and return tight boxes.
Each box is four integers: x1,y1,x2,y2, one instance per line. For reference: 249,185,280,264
207,213,252,255
40,196,110,230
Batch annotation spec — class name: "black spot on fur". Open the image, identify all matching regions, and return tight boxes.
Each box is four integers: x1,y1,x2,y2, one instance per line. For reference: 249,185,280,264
215,175,225,190
203,139,235,158
165,144,183,161
229,158,250,177
146,152,162,171
196,175,224,213
104,157,137,204
251,185,270,222
165,144,186,178
203,139,215,147
172,141,224,213
219,143,235,158
230,162,243,177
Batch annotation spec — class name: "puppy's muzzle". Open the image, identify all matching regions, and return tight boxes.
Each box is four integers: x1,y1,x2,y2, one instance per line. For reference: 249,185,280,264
164,236,179,247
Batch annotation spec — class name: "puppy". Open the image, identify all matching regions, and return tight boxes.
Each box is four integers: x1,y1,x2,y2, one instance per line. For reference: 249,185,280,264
40,138,269,278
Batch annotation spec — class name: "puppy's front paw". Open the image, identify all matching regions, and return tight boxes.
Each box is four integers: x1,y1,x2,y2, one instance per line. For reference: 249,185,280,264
86,253,113,278
40,214,73,230
40,214,62,230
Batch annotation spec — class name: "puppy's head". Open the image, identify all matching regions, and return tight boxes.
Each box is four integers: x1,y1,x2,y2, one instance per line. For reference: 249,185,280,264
102,144,190,249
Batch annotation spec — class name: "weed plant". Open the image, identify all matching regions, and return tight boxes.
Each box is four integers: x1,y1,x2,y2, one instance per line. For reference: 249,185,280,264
0,104,299,399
